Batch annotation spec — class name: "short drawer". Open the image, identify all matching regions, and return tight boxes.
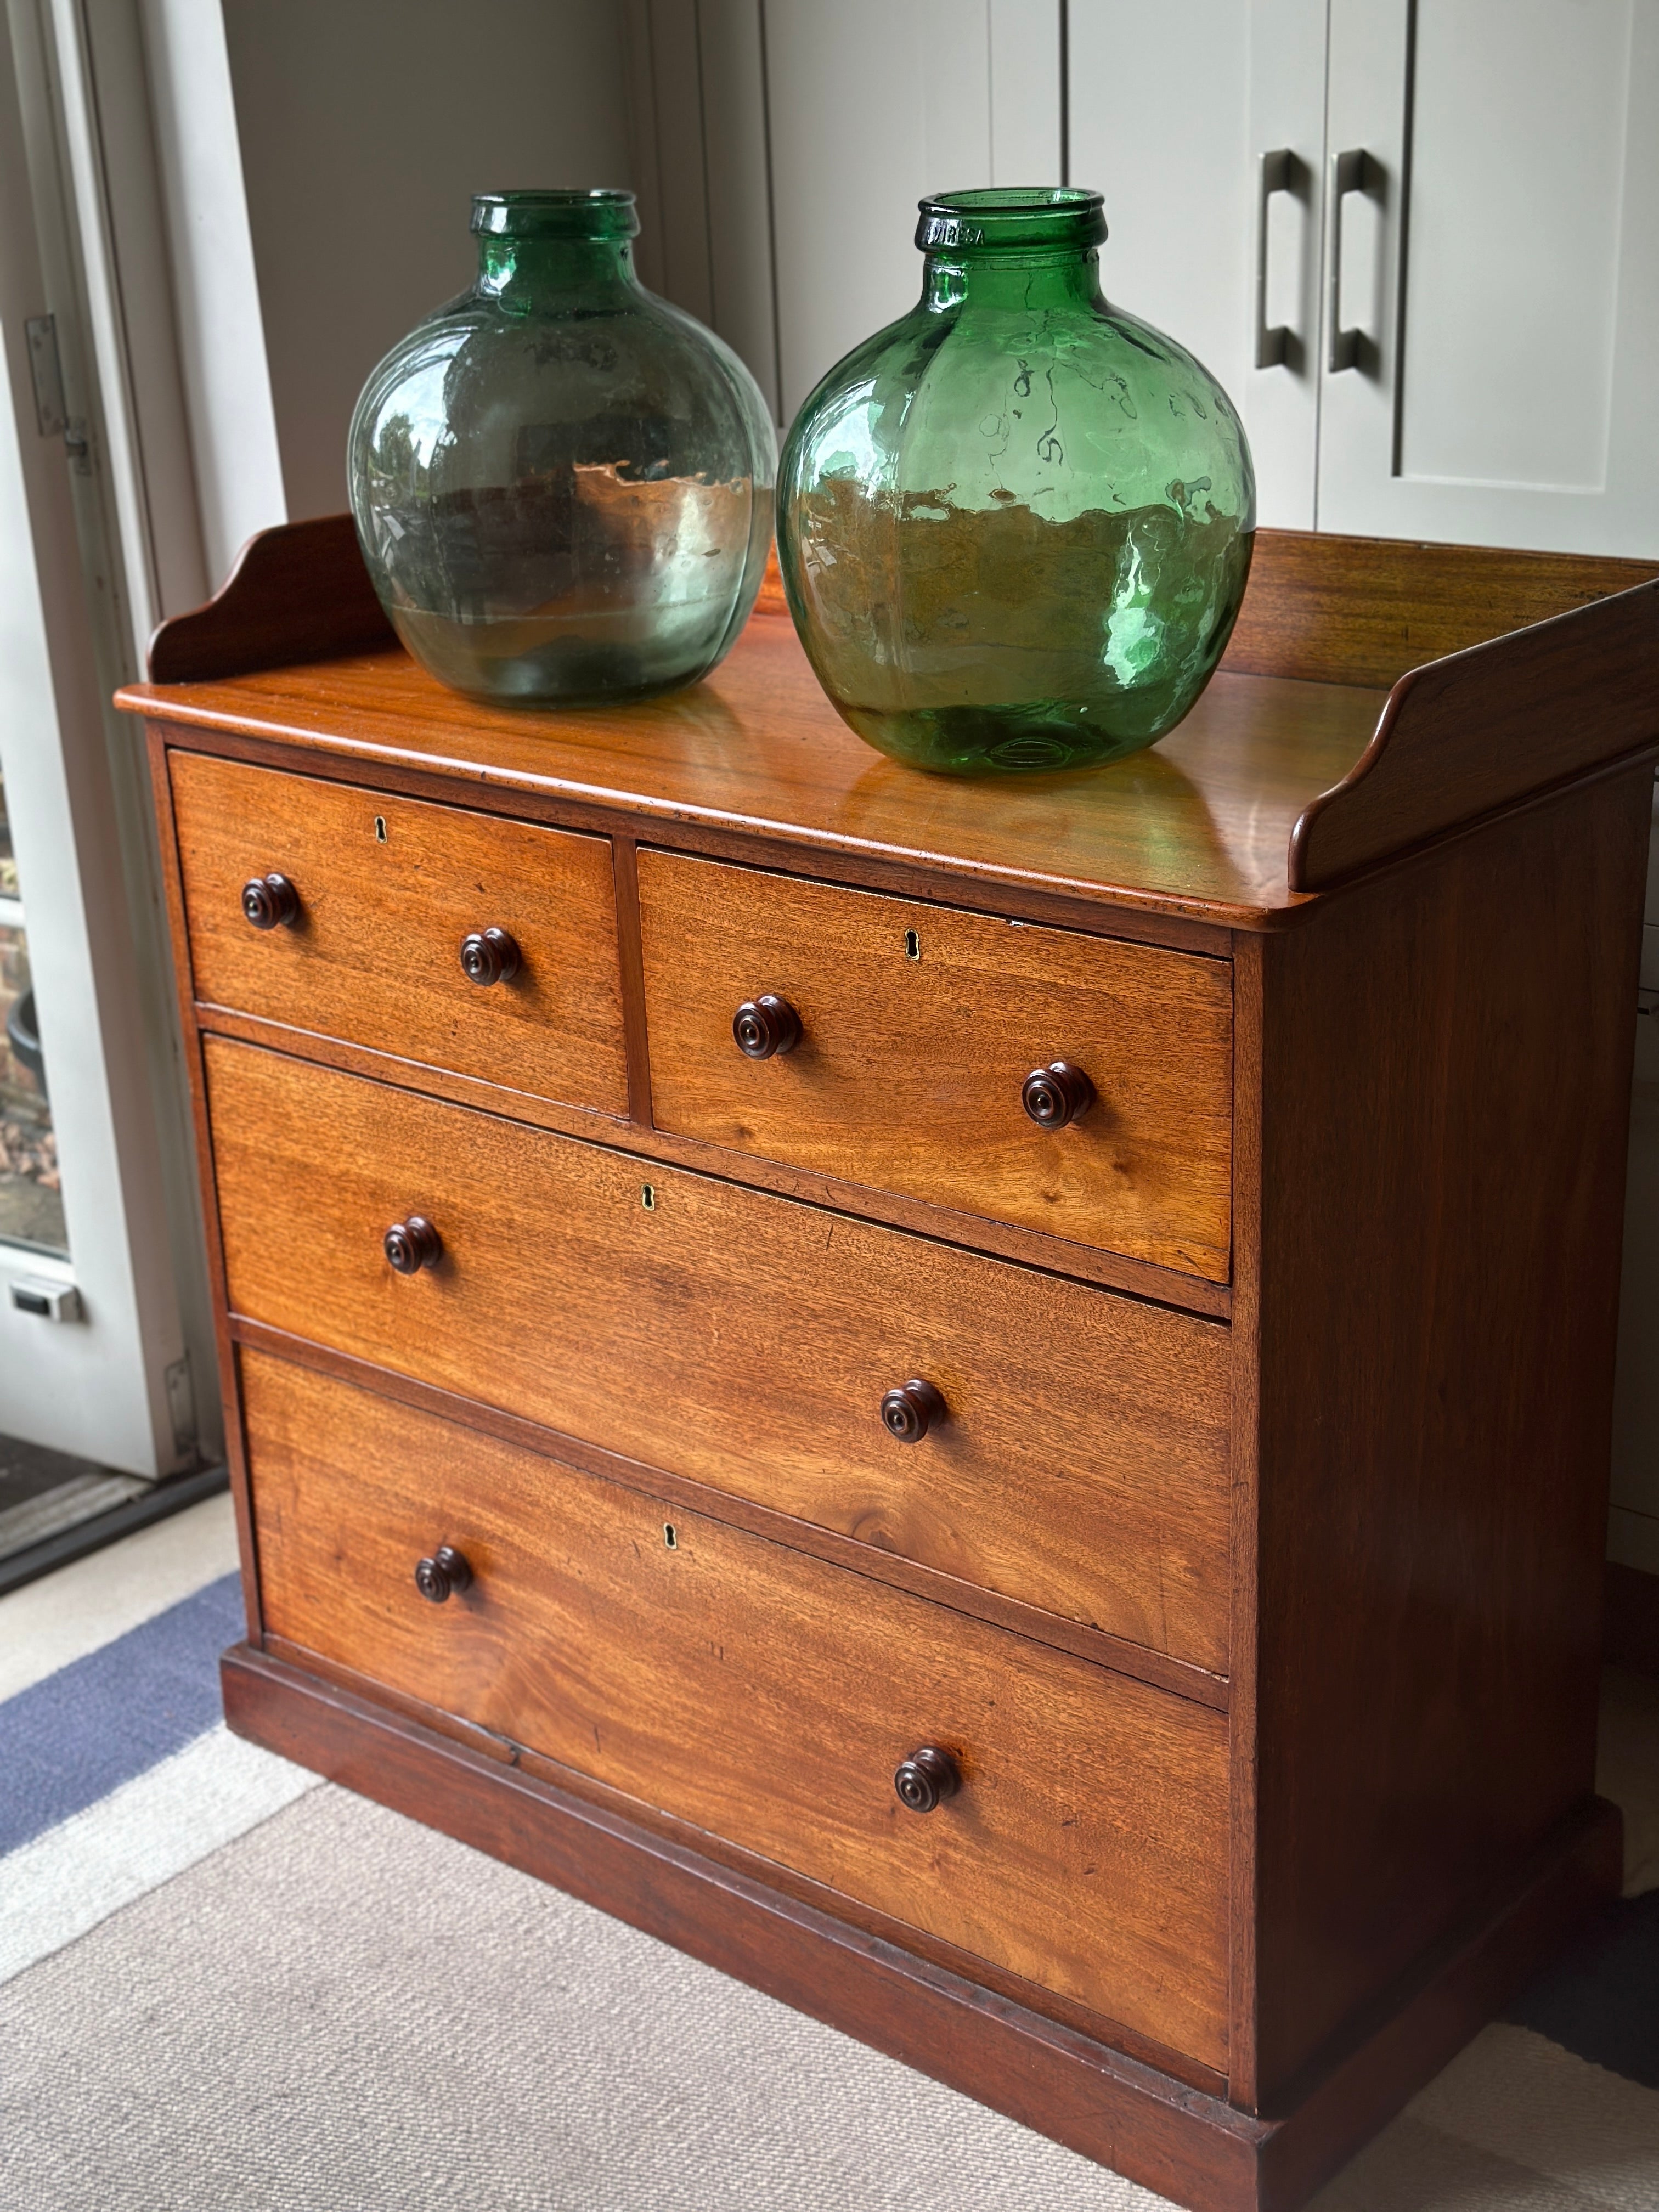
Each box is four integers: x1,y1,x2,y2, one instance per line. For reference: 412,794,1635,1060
207,1039,1231,1672
171,752,628,1115
244,1348,1230,2070
636,851,1233,1282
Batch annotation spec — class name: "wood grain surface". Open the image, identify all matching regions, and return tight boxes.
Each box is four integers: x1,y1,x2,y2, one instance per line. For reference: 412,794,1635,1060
242,1347,1231,2068
1246,765,1649,2103
207,1039,1232,1667
639,851,1234,1280
1289,579,1659,890
1222,529,1659,690
122,629,1386,928
234,1321,1228,1707
127,522,1659,928
172,750,628,1116
146,728,266,1642
195,994,1233,1316
255,1612,1223,2080
148,511,392,681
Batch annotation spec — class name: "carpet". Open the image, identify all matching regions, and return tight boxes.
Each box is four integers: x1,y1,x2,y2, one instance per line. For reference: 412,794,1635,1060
3,1511,1656,2211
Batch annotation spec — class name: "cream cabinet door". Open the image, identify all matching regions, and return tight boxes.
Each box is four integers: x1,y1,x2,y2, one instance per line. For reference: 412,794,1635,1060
1066,0,1329,529
1318,0,1659,556
630,0,1064,430
758,0,1063,421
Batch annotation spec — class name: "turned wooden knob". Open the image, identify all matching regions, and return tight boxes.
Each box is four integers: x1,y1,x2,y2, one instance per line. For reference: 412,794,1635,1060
384,1215,442,1274
894,1745,960,1814
732,995,801,1060
880,1378,945,1444
414,1544,472,1603
241,872,298,930
1022,1060,1096,1129
459,927,521,986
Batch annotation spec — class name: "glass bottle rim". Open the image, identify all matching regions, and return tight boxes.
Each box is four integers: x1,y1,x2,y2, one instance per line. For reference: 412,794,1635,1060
915,187,1107,254
471,190,640,241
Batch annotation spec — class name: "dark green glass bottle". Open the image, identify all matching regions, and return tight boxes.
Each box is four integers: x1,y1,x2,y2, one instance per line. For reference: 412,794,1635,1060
349,190,775,707
776,188,1254,774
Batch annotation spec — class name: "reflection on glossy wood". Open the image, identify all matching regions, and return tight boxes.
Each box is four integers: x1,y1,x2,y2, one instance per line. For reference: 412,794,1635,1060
126,627,1385,926
130,518,1659,928
243,1347,1231,2067
208,1039,1232,1669
1222,527,1659,690
172,750,628,1116
639,852,1234,1280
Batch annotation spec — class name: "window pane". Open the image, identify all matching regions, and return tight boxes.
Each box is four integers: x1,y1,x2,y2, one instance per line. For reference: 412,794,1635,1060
0,771,67,1255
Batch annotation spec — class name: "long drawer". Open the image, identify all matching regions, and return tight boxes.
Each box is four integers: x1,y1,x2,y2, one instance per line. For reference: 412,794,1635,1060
637,850,1234,1282
244,1347,1231,2070
206,1039,1231,1671
172,752,628,1115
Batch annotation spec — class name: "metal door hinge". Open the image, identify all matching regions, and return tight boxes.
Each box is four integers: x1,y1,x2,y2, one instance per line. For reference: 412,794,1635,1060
24,315,91,471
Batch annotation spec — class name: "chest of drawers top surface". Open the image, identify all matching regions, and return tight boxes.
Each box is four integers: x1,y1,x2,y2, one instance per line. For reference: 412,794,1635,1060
119,515,1659,931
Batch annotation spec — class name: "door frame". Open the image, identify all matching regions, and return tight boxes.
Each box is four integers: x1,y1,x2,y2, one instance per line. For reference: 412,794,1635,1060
0,0,217,1473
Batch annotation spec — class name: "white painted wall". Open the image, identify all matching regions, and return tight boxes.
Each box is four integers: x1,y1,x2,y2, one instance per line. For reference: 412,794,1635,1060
219,0,635,530
138,0,285,592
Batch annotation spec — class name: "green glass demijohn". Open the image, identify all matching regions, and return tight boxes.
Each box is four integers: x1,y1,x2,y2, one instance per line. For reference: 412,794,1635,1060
348,190,775,706
776,188,1255,773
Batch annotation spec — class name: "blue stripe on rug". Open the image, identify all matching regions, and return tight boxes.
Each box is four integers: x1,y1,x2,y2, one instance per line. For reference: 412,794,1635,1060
0,1572,242,1853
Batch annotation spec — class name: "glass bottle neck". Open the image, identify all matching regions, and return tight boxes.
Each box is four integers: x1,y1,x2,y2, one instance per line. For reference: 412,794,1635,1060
476,235,642,313
922,246,1104,314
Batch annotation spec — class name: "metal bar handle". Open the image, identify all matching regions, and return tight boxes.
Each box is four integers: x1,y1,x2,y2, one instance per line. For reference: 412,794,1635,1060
1255,150,1297,370
1327,148,1377,374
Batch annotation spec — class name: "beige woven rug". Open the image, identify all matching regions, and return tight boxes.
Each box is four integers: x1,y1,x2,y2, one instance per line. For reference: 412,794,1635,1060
0,1776,1654,2212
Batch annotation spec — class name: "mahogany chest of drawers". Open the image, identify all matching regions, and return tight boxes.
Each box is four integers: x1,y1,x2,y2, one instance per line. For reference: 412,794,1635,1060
120,518,1659,2211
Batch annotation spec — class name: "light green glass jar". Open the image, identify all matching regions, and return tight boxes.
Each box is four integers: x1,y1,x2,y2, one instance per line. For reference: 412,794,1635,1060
349,190,775,707
777,188,1254,774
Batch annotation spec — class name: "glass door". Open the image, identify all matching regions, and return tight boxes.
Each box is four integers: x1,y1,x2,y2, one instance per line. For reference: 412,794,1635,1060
0,0,215,1545
0,769,64,1254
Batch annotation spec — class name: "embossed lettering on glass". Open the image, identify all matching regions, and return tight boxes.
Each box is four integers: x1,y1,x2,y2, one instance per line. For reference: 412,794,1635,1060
349,190,776,707
777,189,1255,774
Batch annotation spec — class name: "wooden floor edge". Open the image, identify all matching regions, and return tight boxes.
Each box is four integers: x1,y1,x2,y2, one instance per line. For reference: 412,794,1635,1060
1255,1796,1623,2209
219,1644,1620,2212
221,1641,1269,2212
